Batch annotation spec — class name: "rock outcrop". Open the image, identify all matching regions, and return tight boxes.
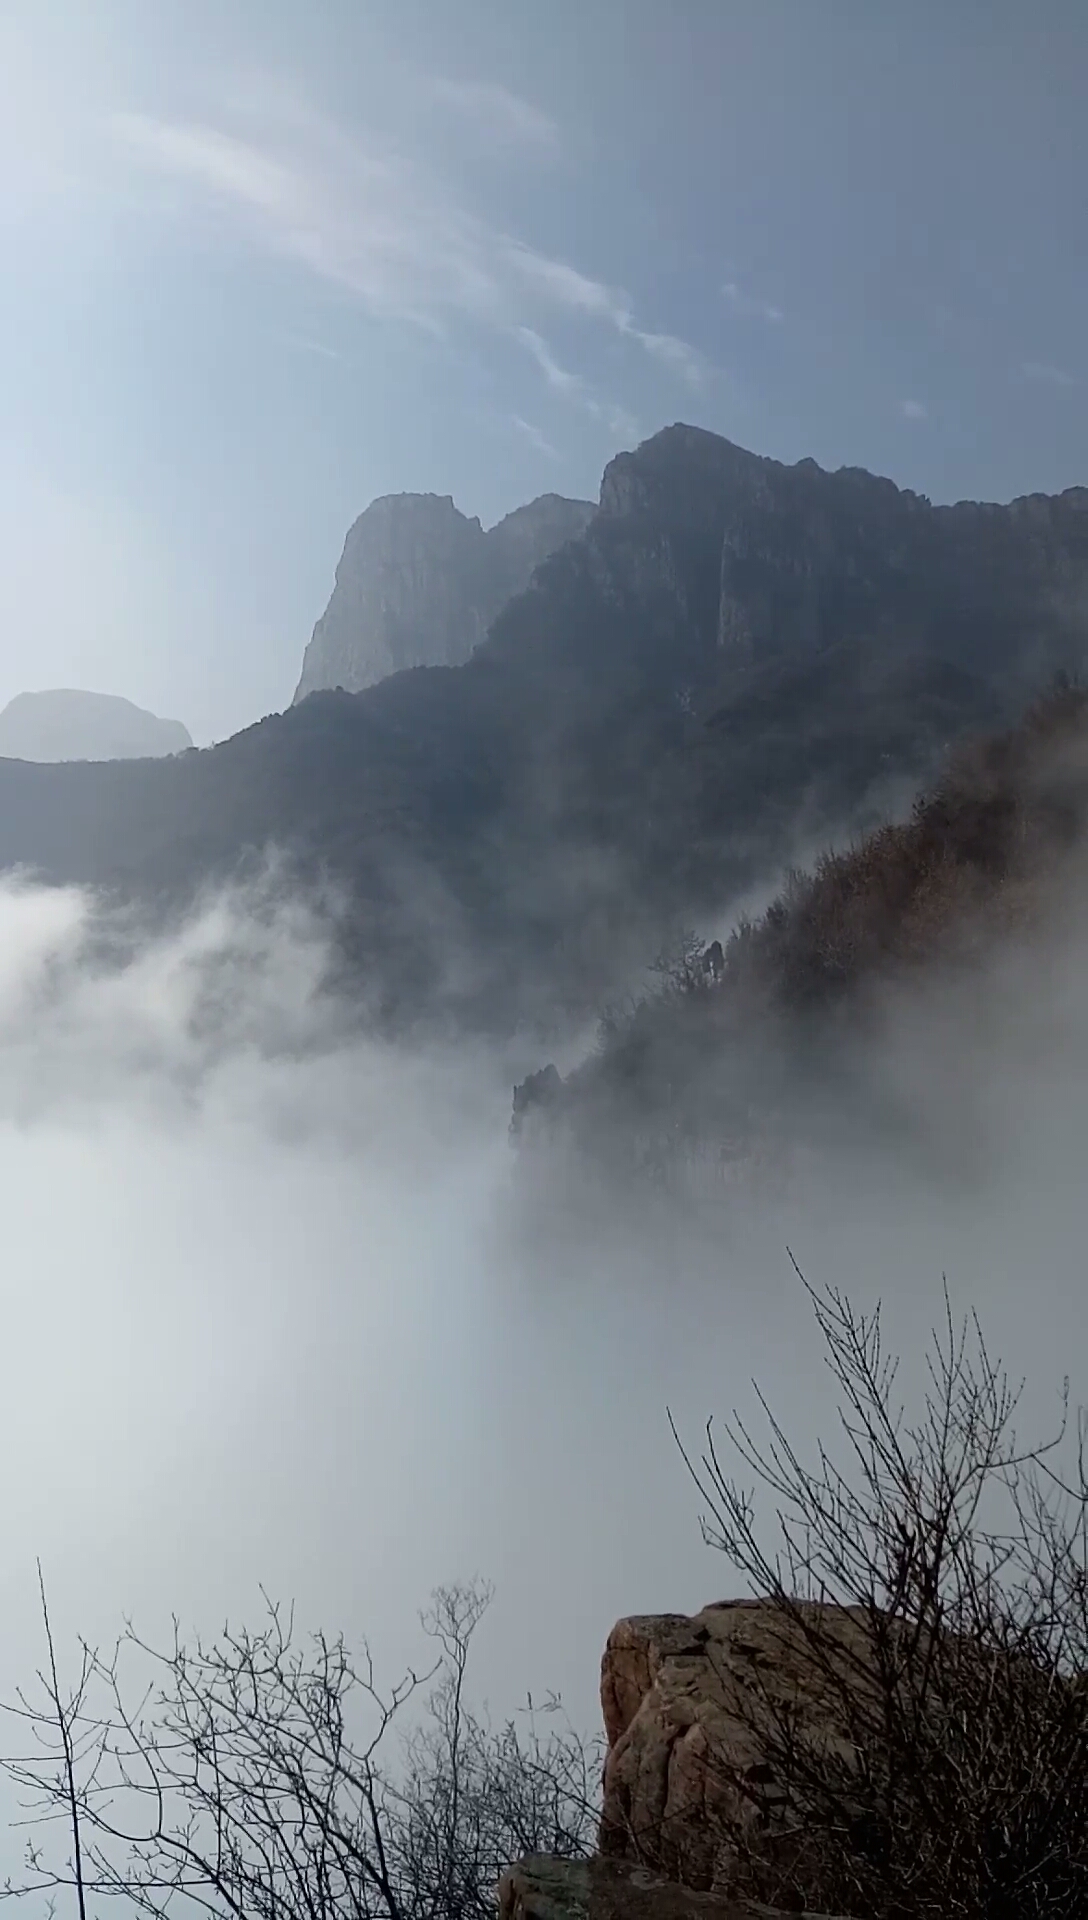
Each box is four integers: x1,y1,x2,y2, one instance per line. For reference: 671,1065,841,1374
0,690,192,762
498,1601,867,1920
497,1852,850,1920
293,491,595,700
599,1601,870,1896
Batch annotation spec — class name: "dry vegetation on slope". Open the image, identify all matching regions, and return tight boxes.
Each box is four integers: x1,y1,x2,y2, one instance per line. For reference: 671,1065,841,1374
527,681,1088,1181
712,676,1088,993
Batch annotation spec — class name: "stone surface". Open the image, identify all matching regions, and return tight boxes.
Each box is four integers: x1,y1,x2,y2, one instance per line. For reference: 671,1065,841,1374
497,1603,884,1920
0,690,192,762
599,1601,875,1895
498,1852,850,1920
293,490,594,700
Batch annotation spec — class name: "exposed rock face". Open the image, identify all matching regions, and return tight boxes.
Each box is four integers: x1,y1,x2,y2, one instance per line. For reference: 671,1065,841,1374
497,1603,867,1920
497,1852,848,1920
598,1600,871,1896
293,490,595,700
593,427,1088,692
0,690,191,762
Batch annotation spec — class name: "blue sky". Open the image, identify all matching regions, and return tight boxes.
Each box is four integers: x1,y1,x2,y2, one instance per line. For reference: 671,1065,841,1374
1,0,1086,743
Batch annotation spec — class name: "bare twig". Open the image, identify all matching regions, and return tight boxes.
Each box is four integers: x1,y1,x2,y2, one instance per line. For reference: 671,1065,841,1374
0,1581,600,1920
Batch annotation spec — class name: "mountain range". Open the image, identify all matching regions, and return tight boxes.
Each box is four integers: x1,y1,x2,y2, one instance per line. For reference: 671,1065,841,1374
0,424,1086,1033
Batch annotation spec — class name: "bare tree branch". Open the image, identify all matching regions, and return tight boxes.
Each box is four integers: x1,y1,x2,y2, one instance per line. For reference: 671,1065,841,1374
0,1580,599,1920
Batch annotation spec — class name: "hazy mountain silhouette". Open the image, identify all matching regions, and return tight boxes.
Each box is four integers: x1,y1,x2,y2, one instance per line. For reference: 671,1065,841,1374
0,690,191,763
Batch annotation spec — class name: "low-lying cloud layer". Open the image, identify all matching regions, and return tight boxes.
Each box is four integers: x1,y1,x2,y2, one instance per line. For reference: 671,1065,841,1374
0,853,1085,1866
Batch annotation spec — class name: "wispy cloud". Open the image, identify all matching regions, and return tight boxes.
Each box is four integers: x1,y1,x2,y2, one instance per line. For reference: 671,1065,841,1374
518,325,585,397
626,323,705,387
516,327,639,442
114,115,291,210
508,243,705,385
424,78,559,155
110,89,704,406
900,398,928,420
722,279,784,324
111,105,499,333
278,331,347,363
1022,359,1077,388
505,244,624,322
510,415,559,458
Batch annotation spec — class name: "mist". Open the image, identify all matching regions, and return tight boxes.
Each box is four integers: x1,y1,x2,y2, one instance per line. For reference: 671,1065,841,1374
0,851,1086,1836
0,871,742,1736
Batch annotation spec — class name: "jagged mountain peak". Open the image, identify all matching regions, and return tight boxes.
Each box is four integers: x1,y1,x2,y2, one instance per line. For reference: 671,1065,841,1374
293,487,595,701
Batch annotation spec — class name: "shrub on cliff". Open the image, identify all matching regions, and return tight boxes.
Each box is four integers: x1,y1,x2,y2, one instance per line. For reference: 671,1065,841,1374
675,1271,1088,1918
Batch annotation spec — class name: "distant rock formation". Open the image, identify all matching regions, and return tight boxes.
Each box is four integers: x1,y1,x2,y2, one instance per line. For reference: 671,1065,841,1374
293,491,595,700
0,690,192,763
510,1063,564,1138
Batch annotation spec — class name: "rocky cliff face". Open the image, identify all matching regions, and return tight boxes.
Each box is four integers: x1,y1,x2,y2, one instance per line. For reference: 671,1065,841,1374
0,690,192,762
499,1600,860,1920
592,426,1088,692
293,490,595,700
505,1582,1083,1919
598,1601,871,1895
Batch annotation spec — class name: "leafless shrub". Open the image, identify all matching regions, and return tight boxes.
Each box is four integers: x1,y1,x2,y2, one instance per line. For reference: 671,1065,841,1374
649,928,711,996
0,1579,599,1919
673,1266,1088,1918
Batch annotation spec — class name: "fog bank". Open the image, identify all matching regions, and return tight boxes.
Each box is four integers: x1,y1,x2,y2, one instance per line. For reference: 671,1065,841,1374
0,866,1085,1780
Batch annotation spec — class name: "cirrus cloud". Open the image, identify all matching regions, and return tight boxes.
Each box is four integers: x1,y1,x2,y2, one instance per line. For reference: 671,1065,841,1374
110,83,706,404
424,77,560,156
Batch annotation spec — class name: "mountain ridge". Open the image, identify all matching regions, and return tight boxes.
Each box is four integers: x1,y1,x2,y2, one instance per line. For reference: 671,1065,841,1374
0,424,1085,1032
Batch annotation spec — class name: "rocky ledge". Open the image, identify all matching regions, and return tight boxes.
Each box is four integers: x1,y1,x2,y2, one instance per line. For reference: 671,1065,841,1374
498,1853,851,1920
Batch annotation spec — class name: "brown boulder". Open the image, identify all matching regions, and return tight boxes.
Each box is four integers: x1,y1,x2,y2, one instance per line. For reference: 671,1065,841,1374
599,1600,874,1897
